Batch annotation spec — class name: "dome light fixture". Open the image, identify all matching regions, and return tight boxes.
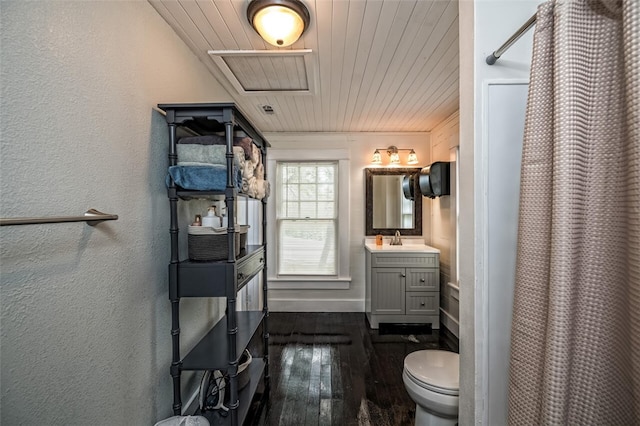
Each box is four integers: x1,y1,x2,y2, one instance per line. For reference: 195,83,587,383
247,0,310,47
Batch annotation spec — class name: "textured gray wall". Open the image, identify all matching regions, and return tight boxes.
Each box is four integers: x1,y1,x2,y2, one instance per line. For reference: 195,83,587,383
0,1,232,424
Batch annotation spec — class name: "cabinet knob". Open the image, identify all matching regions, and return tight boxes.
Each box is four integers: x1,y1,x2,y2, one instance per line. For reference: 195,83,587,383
238,272,245,281
259,258,264,263
420,302,425,306
420,278,425,282
401,273,406,278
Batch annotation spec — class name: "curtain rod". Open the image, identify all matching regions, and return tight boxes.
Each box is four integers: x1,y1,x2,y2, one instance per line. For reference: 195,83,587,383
486,13,537,65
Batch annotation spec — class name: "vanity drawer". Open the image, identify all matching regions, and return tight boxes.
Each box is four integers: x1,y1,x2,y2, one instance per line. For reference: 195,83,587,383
406,292,439,315
371,253,438,268
237,246,265,289
406,268,438,291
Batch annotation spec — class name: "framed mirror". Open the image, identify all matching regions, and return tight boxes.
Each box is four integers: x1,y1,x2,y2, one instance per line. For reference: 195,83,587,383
365,168,422,236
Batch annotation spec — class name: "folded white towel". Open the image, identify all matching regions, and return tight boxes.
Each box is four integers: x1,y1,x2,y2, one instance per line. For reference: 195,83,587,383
254,163,264,180
243,160,255,180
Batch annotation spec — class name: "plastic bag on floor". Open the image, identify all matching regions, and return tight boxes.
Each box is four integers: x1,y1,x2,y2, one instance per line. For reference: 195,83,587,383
154,415,210,426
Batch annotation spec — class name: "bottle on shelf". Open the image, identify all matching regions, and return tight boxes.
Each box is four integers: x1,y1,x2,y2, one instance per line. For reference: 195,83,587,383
202,206,219,228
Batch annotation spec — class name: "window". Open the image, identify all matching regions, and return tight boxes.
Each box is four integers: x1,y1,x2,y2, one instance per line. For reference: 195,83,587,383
276,162,337,276
267,149,350,289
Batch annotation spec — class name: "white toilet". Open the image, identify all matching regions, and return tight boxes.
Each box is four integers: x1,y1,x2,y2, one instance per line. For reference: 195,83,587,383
403,350,459,426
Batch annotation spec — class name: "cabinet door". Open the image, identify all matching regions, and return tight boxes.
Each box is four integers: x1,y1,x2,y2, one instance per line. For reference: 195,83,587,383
406,268,438,291
406,292,439,315
371,268,405,315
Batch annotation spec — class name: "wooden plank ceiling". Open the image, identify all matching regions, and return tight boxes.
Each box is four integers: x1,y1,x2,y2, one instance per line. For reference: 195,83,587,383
149,0,459,133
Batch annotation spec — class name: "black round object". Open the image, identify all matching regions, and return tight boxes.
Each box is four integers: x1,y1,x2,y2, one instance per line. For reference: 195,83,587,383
402,174,415,201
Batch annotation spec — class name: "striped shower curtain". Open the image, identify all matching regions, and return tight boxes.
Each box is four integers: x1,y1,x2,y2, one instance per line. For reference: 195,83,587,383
509,0,639,425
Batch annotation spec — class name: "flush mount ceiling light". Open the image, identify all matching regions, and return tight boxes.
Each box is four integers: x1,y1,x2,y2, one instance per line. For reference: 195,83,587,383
247,0,310,47
371,146,419,165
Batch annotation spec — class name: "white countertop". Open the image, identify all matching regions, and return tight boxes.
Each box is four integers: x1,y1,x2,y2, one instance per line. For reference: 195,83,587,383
364,241,440,254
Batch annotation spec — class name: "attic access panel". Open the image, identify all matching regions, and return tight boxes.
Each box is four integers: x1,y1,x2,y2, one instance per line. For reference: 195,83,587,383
208,49,316,96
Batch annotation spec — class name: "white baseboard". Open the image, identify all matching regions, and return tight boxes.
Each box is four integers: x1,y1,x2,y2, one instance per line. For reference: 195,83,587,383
269,298,364,312
268,278,350,290
440,307,459,338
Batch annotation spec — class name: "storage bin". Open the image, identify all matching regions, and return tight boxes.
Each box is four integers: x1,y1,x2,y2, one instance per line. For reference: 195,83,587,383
188,226,240,261
237,225,250,252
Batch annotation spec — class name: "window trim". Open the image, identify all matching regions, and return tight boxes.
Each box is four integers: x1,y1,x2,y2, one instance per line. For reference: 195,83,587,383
267,149,351,289
276,160,339,276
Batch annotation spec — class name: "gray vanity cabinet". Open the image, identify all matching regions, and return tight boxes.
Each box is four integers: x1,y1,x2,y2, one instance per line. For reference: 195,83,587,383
365,248,440,329
371,268,406,315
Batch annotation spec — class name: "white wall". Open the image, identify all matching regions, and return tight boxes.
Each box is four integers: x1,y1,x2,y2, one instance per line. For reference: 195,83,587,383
458,0,542,424
0,2,233,424
485,82,528,425
429,112,460,337
263,132,431,312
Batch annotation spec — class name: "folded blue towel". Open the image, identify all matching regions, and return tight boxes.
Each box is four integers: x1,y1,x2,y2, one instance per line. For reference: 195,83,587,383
167,165,241,191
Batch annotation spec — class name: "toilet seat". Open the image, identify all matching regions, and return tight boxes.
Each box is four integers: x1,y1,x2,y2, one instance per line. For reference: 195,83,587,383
405,368,459,396
404,350,459,396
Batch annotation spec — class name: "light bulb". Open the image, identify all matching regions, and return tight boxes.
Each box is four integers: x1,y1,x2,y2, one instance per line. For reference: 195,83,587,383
252,5,305,47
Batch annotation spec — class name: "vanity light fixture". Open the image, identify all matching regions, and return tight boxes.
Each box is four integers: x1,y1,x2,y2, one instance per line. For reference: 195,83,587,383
247,0,311,47
371,146,419,165
389,150,401,164
407,150,419,165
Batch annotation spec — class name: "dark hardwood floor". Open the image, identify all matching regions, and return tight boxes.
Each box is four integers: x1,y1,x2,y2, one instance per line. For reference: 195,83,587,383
245,312,458,426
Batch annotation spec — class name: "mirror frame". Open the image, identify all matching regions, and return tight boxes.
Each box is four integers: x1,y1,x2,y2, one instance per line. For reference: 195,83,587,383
365,167,422,236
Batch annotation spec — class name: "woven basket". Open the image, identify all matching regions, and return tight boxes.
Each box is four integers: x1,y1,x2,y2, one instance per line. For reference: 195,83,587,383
237,225,250,252
237,350,252,390
188,226,240,261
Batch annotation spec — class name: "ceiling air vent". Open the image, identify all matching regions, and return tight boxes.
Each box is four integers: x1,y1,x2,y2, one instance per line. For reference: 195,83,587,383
261,105,275,115
208,49,316,96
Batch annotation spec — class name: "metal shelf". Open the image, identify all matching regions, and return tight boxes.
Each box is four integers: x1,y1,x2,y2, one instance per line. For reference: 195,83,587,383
176,246,265,298
181,311,264,371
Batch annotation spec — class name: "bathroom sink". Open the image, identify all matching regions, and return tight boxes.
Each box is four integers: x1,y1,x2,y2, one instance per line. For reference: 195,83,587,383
364,241,440,254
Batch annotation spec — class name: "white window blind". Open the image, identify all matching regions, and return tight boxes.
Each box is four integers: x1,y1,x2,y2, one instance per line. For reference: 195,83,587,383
276,161,338,276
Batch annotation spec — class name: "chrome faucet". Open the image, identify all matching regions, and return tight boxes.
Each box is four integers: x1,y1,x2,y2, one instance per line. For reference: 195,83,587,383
390,230,403,245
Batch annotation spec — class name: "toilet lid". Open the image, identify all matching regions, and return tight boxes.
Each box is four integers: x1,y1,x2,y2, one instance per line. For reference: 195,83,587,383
404,350,459,394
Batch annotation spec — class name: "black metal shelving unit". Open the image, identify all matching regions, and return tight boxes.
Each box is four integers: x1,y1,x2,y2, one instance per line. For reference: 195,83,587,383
158,103,270,426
